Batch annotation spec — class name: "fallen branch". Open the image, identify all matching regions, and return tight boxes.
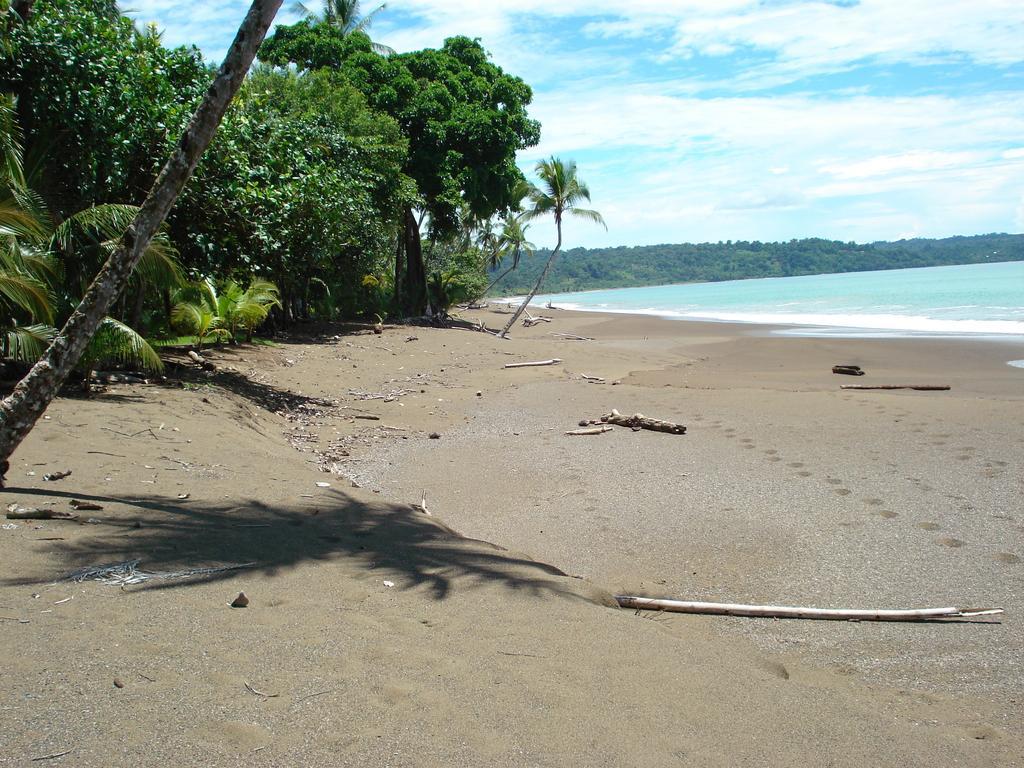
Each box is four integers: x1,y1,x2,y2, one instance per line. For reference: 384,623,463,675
31,749,73,762
504,358,562,369
412,490,430,515
522,311,552,327
615,596,1003,622
841,384,950,391
832,365,864,376
565,425,613,436
601,409,686,435
579,374,605,383
6,505,77,521
549,332,592,341
244,681,280,698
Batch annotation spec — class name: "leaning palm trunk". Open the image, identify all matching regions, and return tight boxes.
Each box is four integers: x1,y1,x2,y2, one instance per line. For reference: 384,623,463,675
499,222,561,337
0,0,283,482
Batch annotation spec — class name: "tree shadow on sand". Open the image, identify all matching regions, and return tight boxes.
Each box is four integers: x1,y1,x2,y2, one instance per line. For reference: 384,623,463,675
4,487,587,603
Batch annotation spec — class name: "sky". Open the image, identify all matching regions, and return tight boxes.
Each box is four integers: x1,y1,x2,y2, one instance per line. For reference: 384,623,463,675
126,1,1024,249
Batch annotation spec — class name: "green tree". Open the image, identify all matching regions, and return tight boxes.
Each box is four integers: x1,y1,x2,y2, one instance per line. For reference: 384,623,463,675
500,157,604,337
260,27,540,315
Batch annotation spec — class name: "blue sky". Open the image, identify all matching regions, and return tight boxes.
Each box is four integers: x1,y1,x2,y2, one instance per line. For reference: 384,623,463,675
127,1,1024,249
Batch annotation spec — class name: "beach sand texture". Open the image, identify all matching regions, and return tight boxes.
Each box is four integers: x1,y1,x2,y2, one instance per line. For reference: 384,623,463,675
1,308,1021,766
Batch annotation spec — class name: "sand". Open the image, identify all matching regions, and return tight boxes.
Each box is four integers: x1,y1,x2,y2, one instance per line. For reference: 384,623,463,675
1,308,1021,766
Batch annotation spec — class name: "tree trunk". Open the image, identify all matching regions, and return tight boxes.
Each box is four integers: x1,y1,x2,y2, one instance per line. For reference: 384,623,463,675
127,280,147,333
0,0,283,483
484,247,521,296
500,219,562,337
402,206,428,316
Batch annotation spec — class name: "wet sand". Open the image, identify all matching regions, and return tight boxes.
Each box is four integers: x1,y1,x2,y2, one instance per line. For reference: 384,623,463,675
1,309,1021,766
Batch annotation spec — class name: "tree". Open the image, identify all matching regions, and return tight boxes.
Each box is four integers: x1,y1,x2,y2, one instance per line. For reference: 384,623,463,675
499,157,604,338
260,27,540,316
292,0,394,54
0,0,283,483
484,215,535,295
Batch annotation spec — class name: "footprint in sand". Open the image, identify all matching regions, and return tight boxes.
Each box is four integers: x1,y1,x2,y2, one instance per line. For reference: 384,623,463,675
797,471,812,477
766,456,782,462
937,537,964,548
874,510,898,519
787,462,804,468
863,498,884,507
825,478,843,485
917,521,941,531
955,455,972,461
994,553,1020,565
764,449,778,455
740,438,753,443
834,488,852,496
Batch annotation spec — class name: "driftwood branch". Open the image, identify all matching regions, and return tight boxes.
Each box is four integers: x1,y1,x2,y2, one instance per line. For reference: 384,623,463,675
601,409,686,435
565,425,613,436
504,358,562,369
832,365,864,376
615,596,1003,622
549,332,593,341
840,384,950,391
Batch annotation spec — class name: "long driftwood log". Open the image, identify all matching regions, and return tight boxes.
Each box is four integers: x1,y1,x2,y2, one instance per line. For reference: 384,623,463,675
601,408,686,434
615,596,1003,622
505,358,562,369
841,384,950,391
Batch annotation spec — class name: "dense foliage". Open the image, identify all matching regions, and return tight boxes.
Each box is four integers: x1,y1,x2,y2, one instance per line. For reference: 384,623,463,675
490,234,1024,295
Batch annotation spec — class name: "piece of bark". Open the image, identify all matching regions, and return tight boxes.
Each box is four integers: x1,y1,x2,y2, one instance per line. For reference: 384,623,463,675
840,384,950,391
70,500,104,511
600,409,686,435
832,365,865,376
615,596,1003,621
504,358,562,369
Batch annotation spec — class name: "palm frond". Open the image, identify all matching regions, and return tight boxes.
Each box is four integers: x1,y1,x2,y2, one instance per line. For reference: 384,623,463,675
568,207,607,229
82,317,163,373
0,268,55,322
3,323,55,363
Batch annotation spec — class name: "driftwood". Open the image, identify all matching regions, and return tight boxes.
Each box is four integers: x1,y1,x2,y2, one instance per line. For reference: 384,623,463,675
579,374,605,383
6,505,77,521
601,409,686,435
832,365,864,376
565,425,613,436
522,311,552,327
504,358,562,369
188,350,215,371
615,596,1003,622
841,384,950,391
549,332,593,341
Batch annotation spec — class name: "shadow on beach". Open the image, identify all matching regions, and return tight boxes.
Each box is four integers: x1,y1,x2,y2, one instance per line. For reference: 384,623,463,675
3,486,579,602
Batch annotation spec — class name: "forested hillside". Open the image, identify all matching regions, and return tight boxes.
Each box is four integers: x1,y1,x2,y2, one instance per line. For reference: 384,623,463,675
490,234,1024,295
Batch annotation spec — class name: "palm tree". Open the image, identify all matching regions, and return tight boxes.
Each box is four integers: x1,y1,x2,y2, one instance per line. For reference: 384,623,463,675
293,0,395,54
171,277,281,347
499,157,604,337
484,215,535,295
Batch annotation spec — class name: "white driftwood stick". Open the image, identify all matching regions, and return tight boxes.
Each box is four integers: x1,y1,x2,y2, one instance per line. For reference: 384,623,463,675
565,425,613,436
615,596,1003,621
504,358,562,369
549,332,593,341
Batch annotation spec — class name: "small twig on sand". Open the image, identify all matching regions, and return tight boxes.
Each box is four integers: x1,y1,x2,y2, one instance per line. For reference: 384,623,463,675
86,451,126,458
549,332,593,341
498,651,546,658
412,490,430,515
31,749,72,762
293,689,335,704
244,681,280,698
504,358,562,369
578,374,605,383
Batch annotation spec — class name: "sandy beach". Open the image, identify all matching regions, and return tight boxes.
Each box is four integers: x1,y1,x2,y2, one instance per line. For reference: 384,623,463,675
1,307,1022,766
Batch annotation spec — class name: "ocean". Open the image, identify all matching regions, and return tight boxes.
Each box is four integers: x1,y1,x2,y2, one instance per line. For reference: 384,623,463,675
526,261,1024,339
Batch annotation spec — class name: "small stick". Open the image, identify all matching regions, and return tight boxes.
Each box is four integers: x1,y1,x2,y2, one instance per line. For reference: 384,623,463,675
840,384,950,391
244,681,280,698
565,426,613,436
412,491,430,515
293,689,335,704
504,358,562,369
549,332,593,341
31,750,72,762
579,374,605,383
615,596,1003,621
353,414,380,421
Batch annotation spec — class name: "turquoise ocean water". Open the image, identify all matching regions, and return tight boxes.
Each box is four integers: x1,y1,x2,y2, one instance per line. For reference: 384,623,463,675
525,261,1024,339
